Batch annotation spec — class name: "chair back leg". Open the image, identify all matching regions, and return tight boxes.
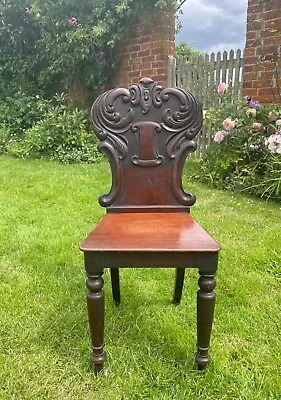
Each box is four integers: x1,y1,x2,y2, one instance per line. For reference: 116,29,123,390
110,268,121,305
173,268,185,304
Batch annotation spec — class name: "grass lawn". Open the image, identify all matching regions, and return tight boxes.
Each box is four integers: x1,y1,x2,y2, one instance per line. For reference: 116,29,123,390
0,155,280,400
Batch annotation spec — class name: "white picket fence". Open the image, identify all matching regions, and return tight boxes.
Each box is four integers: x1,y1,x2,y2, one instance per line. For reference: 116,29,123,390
168,49,245,156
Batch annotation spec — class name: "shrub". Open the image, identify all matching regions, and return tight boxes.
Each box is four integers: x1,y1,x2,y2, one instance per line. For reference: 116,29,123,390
198,84,281,201
0,92,49,154
0,1,177,99
7,97,101,163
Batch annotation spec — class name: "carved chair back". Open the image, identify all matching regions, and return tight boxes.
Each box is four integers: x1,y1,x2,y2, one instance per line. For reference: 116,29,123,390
91,77,203,213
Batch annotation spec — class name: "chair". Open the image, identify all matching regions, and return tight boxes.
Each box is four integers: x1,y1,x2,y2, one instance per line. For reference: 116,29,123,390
80,77,220,373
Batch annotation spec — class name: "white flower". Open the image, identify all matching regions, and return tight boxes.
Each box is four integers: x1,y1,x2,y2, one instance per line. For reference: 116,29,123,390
265,134,281,154
246,108,257,118
276,119,281,126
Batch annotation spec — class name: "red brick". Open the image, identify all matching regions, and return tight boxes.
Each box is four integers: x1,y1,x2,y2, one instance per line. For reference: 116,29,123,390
128,45,141,53
247,21,262,32
152,61,165,68
243,88,260,97
128,71,140,78
264,36,281,45
137,35,152,44
256,45,277,55
244,47,256,57
243,72,259,81
247,12,262,24
246,31,257,40
255,62,276,72
261,29,281,38
140,62,152,70
151,33,167,42
263,10,281,20
140,69,154,76
264,0,281,11
141,55,156,63
256,94,277,104
151,74,166,82
114,10,175,88
258,87,280,96
248,5,263,14
243,81,253,89
154,67,167,75
242,88,258,98
244,64,255,73
121,65,132,72
137,50,151,57
140,42,153,51
252,79,270,88
264,18,281,31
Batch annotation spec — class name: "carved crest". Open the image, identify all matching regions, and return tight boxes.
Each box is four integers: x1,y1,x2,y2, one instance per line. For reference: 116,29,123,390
91,77,203,208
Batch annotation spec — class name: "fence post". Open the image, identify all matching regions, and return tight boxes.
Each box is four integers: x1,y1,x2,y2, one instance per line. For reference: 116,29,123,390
167,55,176,88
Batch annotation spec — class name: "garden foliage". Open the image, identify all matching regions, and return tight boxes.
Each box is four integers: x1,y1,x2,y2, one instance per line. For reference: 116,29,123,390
199,84,281,201
0,93,101,163
0,0,177,163
0,0,177,98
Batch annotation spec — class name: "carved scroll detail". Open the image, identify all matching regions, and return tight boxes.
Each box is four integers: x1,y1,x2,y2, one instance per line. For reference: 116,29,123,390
161,88,203,159
91,77,203,208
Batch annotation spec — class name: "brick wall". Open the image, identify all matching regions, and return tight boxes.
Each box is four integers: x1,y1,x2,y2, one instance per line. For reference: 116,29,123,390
114,11,175,89
243,0,281,104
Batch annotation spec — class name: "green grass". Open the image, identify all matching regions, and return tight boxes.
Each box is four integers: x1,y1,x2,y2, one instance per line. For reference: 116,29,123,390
0,155,280,400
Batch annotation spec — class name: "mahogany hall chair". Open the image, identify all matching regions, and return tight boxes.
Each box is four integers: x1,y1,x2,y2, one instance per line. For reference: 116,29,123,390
80,77,220,373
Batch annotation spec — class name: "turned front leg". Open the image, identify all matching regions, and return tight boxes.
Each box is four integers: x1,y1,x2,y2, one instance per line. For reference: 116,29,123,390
86,272,106,373
196,272,216,370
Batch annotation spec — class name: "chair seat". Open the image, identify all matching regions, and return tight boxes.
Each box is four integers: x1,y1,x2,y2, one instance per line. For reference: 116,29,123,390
80,212,220,253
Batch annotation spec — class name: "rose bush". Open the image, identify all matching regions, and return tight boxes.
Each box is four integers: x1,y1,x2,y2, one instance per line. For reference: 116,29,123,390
198,85,281,201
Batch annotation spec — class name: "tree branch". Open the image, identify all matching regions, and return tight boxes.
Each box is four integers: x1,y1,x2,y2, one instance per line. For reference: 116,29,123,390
177,0,187,11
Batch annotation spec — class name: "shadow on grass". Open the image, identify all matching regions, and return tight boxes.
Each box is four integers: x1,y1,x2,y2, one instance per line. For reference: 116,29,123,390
34,268,200,373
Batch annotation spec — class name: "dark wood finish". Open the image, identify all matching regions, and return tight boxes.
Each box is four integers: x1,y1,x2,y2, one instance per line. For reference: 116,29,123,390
80,77,220,372
110,268,121,305
80,213,220,253
196,272,216,370
173,268,185,305
91,77,203,212
86,271,106,374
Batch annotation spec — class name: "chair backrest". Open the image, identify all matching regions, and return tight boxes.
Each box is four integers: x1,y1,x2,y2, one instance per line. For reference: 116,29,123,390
91,77,203,213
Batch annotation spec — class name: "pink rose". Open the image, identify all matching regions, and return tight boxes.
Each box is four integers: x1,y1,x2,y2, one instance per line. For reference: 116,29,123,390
214,131,225,143
223,118,236,131
217,83,228,95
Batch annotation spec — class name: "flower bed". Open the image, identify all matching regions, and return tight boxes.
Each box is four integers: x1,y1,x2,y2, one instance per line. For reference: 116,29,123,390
198,84,281,201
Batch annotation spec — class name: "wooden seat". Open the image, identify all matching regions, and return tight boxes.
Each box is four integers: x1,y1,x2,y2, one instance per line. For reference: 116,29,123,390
80,213,219,252
80,77,220,373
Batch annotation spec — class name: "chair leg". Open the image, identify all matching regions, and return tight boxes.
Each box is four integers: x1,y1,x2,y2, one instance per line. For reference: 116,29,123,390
86,271,106,374
110,268,121,305
173,268,185,304
195,271,216,370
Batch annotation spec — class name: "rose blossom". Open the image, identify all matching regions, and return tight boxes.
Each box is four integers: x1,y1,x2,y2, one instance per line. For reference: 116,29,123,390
223,118,236,131
251,122,263,132
217,83,228,95
268,111,279,121
214,131,225,143
265,134,281,154
245,108,257,118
